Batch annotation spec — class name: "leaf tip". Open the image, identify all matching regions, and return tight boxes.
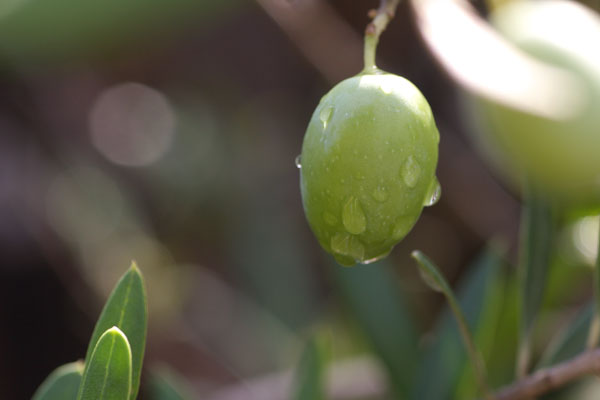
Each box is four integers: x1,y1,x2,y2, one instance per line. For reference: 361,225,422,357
105,325,126,338
129,260,140,273
411,249,423,261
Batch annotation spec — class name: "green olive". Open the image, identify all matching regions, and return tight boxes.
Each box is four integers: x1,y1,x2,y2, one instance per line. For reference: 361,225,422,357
467,0,600,207
299,70,440,266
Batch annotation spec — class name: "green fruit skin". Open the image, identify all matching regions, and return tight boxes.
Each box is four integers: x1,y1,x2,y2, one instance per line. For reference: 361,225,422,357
468,0,600,207
300,70,440,266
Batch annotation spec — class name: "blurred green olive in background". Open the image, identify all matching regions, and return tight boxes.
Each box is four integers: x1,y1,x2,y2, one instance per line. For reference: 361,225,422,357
466,0,600,208
299,70,440,266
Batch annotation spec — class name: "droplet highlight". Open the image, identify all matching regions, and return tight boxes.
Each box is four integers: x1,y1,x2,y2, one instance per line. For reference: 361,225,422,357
380,82,393,94
319,106,334,129
342,196,367,235
362,248,392,265
372,186,388,202
424,177,441,207
294,155,302,169
402,156,421,188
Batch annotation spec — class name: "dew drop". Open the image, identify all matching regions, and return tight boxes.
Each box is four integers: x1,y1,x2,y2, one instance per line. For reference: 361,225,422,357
323,211,338,226
402,155,421,188
319,106,334,129
372,186,388,202
424,177,441,207
294,155,302,169
392,215,413,240
330,232,365,262
334,253,356,267
342,196,367,235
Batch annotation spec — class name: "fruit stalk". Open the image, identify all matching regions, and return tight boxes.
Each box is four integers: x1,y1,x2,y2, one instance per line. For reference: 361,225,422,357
364,0,401,71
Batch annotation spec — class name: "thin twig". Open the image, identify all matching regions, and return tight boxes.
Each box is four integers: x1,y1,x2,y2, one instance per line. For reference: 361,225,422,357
493,348,600,400
363,0,401,70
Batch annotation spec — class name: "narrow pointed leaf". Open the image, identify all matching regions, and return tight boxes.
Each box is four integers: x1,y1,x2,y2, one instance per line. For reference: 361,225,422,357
84,263,147,400
411,247,503,400
517,189,556,375
32,361,84,400
293,337,326,400
412,250,494,400
331,259,418,398
78,327,132,400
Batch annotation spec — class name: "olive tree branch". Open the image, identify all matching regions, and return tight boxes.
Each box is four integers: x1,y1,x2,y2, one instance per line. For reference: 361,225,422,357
364,0,401,70
490,348,600,400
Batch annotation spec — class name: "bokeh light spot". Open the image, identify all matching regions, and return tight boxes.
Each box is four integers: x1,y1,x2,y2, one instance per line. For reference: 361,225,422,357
90,82,176,167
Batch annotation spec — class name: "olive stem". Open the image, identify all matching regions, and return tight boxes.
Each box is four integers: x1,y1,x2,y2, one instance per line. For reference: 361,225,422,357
364,0,401,71
586,217,600,349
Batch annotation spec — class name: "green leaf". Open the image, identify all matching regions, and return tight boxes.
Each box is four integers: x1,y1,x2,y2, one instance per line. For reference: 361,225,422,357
411,247,503,400
84,262,147,400
293,337,327,400
78,327,133,400
32,361,84,400
517,189,556,375
331,259,418,398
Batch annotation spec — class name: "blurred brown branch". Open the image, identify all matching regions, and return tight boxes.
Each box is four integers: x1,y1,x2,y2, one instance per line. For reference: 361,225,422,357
254,0,363,83
492,348,600,400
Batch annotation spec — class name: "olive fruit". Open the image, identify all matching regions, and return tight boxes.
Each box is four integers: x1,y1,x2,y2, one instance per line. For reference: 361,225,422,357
467,0,600,206
299,70,440,266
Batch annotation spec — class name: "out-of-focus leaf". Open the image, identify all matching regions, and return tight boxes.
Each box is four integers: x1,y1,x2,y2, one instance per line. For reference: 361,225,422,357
517,190,556,376
84,263,147,400
411,246,503,400
32,361,84,400
0,0,243,64
536,304,594,400
538,303,593,368
332,259,418,398
78,327,132,400
293,337,327,400
149,367,193,400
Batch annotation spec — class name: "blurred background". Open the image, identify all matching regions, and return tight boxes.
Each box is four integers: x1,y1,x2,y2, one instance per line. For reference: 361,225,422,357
0,0,598,399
